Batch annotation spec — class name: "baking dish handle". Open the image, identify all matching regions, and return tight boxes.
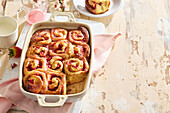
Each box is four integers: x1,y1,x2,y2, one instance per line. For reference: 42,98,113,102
49,11,76,22
36,95,68,107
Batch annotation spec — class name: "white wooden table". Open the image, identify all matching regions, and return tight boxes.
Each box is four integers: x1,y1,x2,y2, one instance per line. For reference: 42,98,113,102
1,0,170,112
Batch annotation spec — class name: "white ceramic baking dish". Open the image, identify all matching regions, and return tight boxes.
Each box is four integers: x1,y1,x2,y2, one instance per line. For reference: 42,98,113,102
19,12,93,107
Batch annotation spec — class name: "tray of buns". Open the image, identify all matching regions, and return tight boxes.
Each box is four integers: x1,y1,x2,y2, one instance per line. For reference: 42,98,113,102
19,12,93,107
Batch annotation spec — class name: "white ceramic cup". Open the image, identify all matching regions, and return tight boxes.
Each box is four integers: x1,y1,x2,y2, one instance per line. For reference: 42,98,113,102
0,16,18,48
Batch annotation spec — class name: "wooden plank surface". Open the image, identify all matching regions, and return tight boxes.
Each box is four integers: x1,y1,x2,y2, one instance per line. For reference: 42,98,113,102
4,0,170,113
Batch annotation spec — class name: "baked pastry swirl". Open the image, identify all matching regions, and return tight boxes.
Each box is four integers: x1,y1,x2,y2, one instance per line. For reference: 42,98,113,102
49,40,74,58
51,28,67,41
31,29,52,45
24,58,46,75
72,44,90,59
68,26,89,45
64,57,89,84
27,45,48,59
23,26,90,94
23,71,47,93
46,56,64,73
85,0,110,14
43,72,66,95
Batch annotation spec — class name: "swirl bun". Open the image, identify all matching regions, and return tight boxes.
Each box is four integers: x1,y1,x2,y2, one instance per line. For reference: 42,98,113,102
72,44,90,59
47,56,64,73
64,57,89,84
24,58,46,75
51,28,67,41
85,0,110,14
68,26,89,45
31,29,52,45
23,71,47,93
44,72,66,95
27,45,48,58
49,40,74,58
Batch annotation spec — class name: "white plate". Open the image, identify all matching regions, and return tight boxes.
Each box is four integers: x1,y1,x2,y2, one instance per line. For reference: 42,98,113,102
73,0,123,18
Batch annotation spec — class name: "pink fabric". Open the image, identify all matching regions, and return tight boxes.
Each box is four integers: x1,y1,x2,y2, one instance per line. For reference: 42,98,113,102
0,33,121,113
93,33,121,73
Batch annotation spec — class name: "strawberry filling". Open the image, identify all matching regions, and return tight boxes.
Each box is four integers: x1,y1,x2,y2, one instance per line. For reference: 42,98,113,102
48,63,61,70
77,34,83,38
35,46,40,49
38,62,42,68
73,65,78,69
47,57,52,62
28,79,34,84
27,64,33,71
54,47,66,53
36,73,43,80
49,80,52,84
56,64,61,69
82,38,86,42
51,42,56,48
90,1,102,9
62,58,65,61
39,51,45,56
48,65,52,68
67,60,72,65
74,50,79,54
83,47,86,52
58,44,63,50
43,45,48,48
44,36,49,40
36,74,41,76
83,62,87,71
27,61,42,71
54,49,58,53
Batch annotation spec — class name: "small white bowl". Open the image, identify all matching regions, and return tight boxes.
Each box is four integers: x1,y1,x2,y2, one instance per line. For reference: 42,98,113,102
0,16,18,48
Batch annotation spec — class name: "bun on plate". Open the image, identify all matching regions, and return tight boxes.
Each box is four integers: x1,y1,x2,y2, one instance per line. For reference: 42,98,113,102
85,0,110,14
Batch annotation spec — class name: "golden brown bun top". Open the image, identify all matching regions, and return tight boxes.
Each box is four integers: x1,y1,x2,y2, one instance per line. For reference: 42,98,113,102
87,0,110,14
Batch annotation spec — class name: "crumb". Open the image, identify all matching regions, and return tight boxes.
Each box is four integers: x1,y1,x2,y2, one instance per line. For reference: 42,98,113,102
9,62,19,70
98,72,104,76
98,105,105,111
11,62,18,69
33,0,37,3
102,92,106,100
140,102,144,105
